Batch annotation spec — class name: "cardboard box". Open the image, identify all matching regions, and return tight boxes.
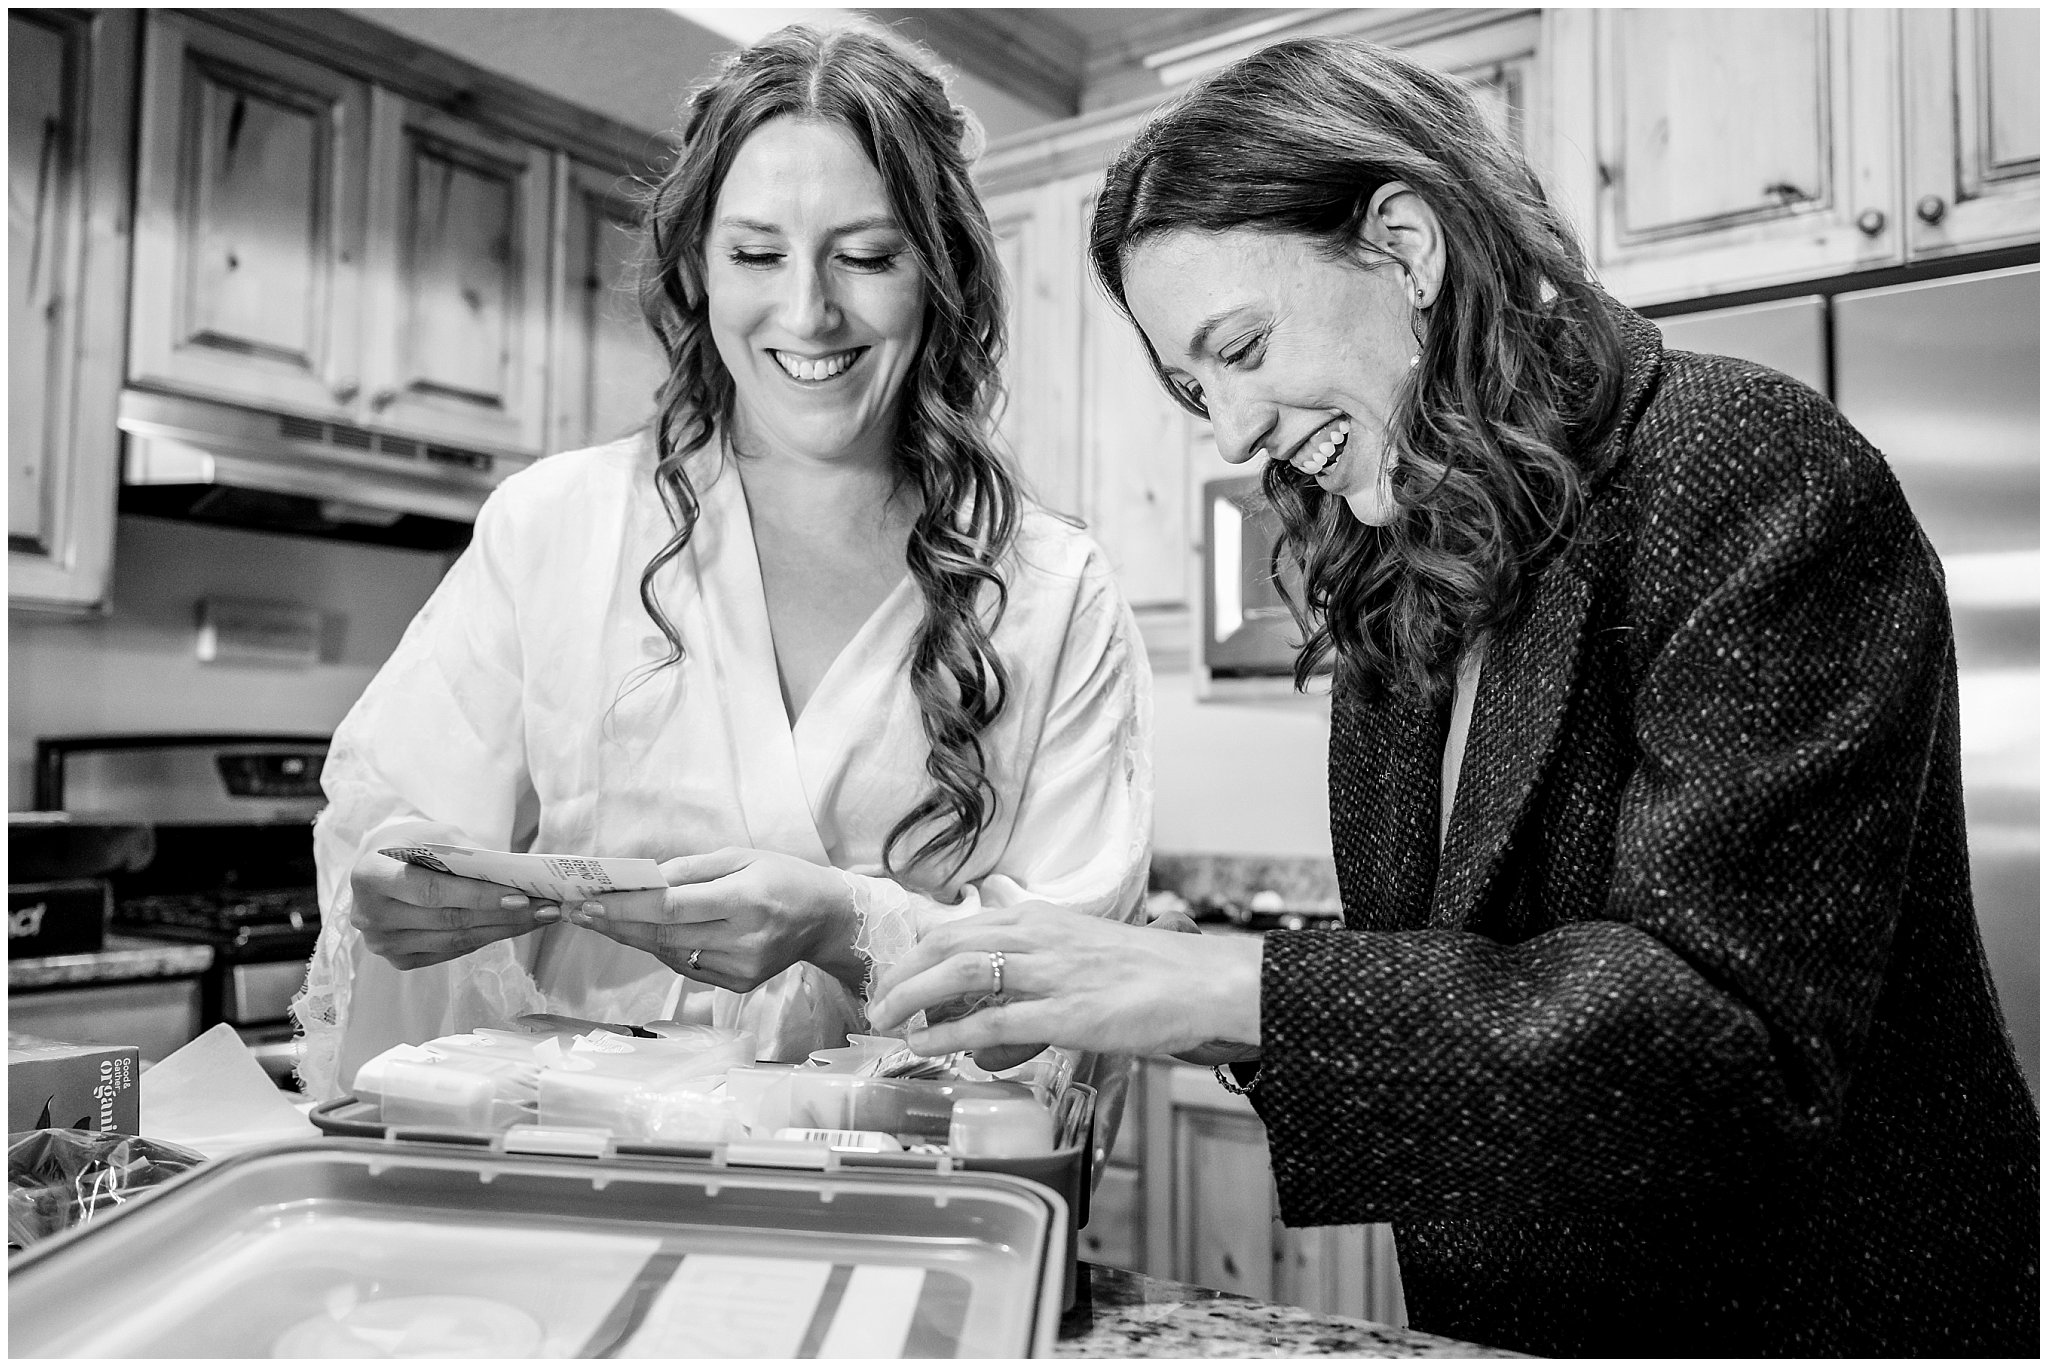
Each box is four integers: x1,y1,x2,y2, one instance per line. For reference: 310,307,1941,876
8,1034,141,1135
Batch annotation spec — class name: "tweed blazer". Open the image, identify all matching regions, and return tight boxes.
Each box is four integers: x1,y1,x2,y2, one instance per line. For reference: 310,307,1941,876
1249,302,2038,1356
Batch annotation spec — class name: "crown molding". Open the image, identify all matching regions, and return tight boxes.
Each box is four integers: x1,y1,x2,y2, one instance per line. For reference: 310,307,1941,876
863,7,1086,117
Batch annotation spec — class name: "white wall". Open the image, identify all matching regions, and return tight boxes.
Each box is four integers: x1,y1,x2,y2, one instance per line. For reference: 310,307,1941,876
1150,683,1333,859
8,517,448,808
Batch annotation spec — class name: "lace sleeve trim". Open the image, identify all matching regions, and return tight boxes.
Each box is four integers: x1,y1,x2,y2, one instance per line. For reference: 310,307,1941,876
843,869,923,1030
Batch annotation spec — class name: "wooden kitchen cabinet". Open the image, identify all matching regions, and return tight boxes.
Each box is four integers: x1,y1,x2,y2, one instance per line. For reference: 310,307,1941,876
548,160,669,454
985,166,1196,652
359,91,552,453
130,12,556,456
1547,8,1903,305
1548,8,2039,305
1077,191,1196,615
1902,8,2041,260
983,177,1087,519
1079,1163,1143,1269
9,8,137,612
128,12,371,424
1137,1058,1406,1325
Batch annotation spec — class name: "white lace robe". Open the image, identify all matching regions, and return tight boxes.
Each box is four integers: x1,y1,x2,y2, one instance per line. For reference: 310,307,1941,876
293,436,1153,1105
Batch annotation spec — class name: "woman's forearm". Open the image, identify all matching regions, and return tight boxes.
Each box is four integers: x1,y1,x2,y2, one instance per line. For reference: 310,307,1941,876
1203,931,1266,1051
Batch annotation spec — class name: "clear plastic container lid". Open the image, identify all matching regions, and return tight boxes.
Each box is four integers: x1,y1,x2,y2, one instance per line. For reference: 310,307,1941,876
7,1138,1066,1358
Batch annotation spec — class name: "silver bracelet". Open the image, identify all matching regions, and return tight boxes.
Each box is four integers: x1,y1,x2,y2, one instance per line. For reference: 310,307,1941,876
1213,1062,1262,1095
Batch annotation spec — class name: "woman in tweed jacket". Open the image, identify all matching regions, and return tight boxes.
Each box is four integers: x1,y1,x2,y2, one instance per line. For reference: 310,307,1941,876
874,36,2037,1356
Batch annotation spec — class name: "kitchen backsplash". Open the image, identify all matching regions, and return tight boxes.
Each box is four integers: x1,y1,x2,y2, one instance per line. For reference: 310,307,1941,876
1150,852,1342,914
8,516,447,809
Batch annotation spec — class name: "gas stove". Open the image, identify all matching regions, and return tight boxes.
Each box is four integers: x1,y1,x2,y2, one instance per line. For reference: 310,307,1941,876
117,888,321,944
35,735,328,1042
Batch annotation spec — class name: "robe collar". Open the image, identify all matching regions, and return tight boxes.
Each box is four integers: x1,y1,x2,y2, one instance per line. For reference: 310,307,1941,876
687,440,921,866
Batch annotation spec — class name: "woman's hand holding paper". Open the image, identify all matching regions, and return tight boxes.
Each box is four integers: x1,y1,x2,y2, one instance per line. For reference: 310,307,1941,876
349,846,561,970
570,848,865,994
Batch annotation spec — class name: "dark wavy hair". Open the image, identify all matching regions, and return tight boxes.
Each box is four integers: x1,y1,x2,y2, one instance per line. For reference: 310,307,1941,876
635,23,1019,881
1090,37,1625,699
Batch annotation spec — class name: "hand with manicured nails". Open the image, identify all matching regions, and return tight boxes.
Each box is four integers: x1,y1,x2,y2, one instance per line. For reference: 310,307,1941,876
350,846,561,970
867,903,1266,1063
567,847,866,995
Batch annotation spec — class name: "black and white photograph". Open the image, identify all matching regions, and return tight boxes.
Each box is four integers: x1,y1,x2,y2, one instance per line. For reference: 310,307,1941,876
7,5,2039,1357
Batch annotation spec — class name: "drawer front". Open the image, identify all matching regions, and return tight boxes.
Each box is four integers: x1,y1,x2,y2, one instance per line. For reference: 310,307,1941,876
226,959,306,1023
10,978,202,1063
1080,1164,1142,1270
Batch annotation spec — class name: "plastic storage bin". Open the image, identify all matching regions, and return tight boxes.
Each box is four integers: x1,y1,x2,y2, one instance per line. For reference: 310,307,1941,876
8,1136,1069,1357
307,1078,1096,1310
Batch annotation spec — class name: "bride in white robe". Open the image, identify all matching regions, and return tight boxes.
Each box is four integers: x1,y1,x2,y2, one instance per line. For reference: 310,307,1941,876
292,24,1155,1116
294,432,1152,1097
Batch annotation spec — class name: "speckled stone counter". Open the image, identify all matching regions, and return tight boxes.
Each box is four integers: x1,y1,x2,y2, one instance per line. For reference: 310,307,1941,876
1057,1264,1523,1357
9,934,212,990
1149,852,1343,918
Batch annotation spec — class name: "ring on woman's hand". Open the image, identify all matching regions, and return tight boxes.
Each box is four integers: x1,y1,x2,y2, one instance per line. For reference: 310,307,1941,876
686,947,703,972
988,950,1005,998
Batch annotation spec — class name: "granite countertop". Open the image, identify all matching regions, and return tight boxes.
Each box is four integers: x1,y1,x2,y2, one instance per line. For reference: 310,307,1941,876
9,934,213,990
1057,1264,1523,1358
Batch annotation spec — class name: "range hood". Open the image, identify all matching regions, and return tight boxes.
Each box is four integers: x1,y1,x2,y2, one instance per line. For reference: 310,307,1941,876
116,389,535,551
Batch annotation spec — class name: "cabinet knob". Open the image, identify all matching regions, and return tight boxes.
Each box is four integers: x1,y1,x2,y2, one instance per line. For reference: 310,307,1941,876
1855,209,1887,237
370,388,400,412
1915,195,1948,226
331,379,360,404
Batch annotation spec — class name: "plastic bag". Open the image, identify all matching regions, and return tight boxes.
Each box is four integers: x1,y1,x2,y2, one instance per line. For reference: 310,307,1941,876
8,1128,206,1251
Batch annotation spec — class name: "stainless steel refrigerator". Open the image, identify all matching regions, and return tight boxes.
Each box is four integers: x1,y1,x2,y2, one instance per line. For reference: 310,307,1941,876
1659,265,2041,1096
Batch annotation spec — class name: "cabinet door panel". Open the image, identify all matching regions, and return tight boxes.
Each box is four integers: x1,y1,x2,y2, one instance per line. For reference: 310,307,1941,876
1079,1164,1142,1271
550,160,666,453
1174,1110,1277,1300
1982,9,2041,176
1079,185,1189,611
10,14,69,546
364,94,550,453
129,14,366,419
1553,8,1901,304
10,8,135,611
186,69,327,361
407,139,519,400
1613,10,1827,239
1905,9,2040,259
985,184,1084,515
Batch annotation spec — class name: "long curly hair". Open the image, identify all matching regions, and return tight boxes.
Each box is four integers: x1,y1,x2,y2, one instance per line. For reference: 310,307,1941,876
1090,37,1625,700
635,23,1019,881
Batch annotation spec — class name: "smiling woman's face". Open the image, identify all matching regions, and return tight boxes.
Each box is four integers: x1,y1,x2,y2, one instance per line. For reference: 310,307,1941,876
705,117,926,468
1121,226,1422,526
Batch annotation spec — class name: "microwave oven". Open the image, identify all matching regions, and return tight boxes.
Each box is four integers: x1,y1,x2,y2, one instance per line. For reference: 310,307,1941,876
1198,474,1330,699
